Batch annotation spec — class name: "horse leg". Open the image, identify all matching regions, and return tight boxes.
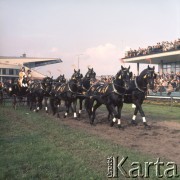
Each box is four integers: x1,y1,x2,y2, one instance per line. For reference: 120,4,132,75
44,97,49,113
39,96,43,110
133,101,150,128
106,105,112,121
117,103,123,128
64,101,70,118
108,104,120,128
90,101,101,125
29,94,33,110
56,99,61,118
131,107,138,126
36,96,42,112
27,94,30,107
31,94,37,111
72,99,77,119
78,98,83,118
13,94,17,110
84,97,93,120
50,97,56,115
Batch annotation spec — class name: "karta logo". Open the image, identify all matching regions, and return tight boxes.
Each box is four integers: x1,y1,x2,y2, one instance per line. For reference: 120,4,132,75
107,156,179,178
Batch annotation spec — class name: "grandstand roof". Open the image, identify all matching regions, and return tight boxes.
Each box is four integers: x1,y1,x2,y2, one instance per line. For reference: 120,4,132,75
0,63,45,79
0,55,62,68
123,50,180,64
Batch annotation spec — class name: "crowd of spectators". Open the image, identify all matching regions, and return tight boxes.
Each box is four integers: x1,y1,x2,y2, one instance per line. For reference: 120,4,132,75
97,72,180,95
98,72,180,95
125,38,180,58
152,72,180,95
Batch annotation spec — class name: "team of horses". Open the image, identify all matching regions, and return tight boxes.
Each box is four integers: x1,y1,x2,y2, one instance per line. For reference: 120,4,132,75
1,65,157,129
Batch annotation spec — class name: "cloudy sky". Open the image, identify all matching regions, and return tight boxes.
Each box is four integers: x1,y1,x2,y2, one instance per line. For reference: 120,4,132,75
0,0,180,78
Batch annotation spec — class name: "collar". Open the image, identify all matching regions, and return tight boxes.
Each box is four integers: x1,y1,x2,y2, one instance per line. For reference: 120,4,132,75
112,80,122,95
135,77,145,92
68,83,76,93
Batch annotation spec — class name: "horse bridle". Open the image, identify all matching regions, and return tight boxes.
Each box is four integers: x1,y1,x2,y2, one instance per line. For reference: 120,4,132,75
135,70,156,93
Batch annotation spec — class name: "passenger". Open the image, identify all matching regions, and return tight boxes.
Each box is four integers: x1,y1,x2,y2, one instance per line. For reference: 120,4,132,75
27,69,32,85
18,67,26,87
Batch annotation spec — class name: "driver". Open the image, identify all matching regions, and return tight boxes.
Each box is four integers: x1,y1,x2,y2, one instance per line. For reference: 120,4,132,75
18,67,27,87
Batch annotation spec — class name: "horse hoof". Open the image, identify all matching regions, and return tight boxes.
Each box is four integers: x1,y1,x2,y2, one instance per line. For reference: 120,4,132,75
118,125,122,129
57,114,60,118
110,121,114,127
131,120,137,126
118,125,124,130
77,113,81,118
90,122,95,126
144,122,151,129
64,115,66,118
90,120,93,125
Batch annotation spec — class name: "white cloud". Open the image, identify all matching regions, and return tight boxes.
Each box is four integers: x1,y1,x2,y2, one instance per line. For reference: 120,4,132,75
36,43,142,78
79,43,132,76
50,47,59,53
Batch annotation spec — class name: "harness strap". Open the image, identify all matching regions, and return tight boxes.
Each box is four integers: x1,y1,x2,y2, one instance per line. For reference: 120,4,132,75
68,83,73,93
68,83,76,94
135,77,145,93
112,81,124,96
82,84,88,91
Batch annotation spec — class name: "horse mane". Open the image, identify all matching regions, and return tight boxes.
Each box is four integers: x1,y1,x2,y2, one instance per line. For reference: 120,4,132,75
139,66,154,77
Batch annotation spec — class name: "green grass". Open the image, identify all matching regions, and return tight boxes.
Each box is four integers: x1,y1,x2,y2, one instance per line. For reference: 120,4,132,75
100,103,180,122
0,104,179,179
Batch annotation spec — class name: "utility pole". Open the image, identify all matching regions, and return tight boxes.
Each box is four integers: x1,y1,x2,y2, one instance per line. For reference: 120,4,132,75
77,54,83,70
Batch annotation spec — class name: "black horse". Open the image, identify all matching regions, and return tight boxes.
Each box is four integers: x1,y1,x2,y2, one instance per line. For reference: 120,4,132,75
85,66,132,127
76,67,96,117
55,74,66,83
28,76,53,113
51,69,83,119
50,74,67,117
123,65,157,127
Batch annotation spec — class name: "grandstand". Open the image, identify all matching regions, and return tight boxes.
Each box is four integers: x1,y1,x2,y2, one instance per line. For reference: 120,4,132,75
0,54,62,82
123,50,180,75
123,40,180,97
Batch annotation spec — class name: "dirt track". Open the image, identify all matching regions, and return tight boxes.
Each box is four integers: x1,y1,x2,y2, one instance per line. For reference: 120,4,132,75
51,109,180,164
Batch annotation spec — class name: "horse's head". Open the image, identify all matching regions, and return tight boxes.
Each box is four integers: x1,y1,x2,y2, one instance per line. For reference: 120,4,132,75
42,76,53,92
115,65,132,89
71,69,83,80
141,65,157,90
85,67,96,81
56,74,66,83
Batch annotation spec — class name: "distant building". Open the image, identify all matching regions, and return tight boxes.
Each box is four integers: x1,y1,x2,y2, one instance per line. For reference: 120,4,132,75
0,63,19,82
